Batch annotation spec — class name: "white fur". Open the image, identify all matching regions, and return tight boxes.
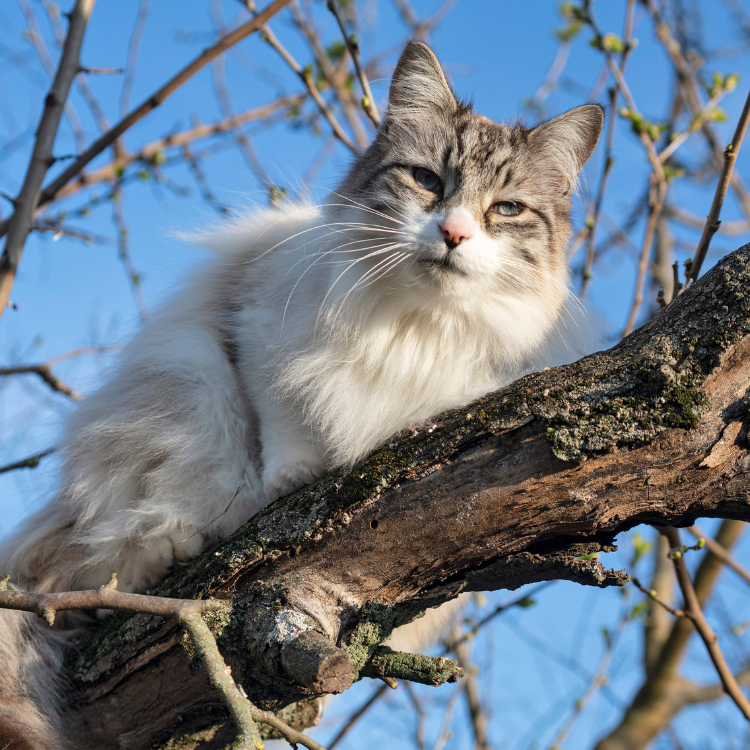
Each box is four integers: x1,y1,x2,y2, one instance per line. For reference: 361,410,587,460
0,198,596,745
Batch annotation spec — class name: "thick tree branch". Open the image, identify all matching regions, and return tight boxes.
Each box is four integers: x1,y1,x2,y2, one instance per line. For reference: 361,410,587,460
30,243,750,747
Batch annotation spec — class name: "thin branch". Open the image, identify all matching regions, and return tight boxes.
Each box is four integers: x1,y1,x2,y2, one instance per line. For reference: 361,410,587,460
548,611,628,750
0,0,295,252
453,630,489,750
665,204,750,235
444,582,554,651
181,143,228,213
327,684,389,749
235,0,359,152
0,0,97,319
662,527,750,721
687,87,750,282
644,0,750,223
689,525,750,588
403,681,427,750
211,0,277,194
0,578,328,750
580,0,636,297
527,41,572,113
0,447,55,475
54,95,303,203
288,1,369,147
632,575,686,619
112,184,149,320
257,24,358,152
622,177,668,337
0,361,81,400
328,0,382,127
120,0,149,119
40,0,111,134
17,0,87,152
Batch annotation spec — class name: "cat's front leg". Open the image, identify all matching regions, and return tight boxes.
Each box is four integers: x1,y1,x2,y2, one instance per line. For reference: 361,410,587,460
257,396,326,502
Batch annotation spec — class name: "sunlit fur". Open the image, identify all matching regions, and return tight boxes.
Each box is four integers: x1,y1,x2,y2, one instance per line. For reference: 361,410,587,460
0,42,603,747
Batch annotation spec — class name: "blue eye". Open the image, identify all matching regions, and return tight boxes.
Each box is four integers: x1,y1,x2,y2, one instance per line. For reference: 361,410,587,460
413,167,442,194
493,201,522,216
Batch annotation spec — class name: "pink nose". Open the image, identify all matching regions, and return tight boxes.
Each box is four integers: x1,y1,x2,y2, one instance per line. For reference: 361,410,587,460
438,209,474,248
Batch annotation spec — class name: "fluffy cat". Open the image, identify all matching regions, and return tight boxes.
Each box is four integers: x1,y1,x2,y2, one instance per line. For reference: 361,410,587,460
0,41,603,748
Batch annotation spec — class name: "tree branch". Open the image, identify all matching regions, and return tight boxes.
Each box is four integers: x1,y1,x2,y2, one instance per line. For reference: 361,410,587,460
0,0,295,264
661,526,750,720
44,243,750,748
0,0,97,319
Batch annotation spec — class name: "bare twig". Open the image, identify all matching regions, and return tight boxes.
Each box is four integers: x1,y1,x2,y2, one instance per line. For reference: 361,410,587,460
287,1,369,147
0,448,55,475
622,177,668,337
632,575,686,619
18,0,87,152
687,87,750,282
666,204,750,235
181,143,228,213
327,684,389,749
0,361,79,399
0,0,295,252
580,0,636,296
548,610,628,750
453,630,489,750
211,1,276,194
54,95,303,203
112,185,149,320
40,0,111,134
120,0,149,118
256,20,359,152
661,527,750,721
0,0,97,319
689,525,750,588
0,346,115,398
528,41,572,114
327,0,382,127
446,583,553,652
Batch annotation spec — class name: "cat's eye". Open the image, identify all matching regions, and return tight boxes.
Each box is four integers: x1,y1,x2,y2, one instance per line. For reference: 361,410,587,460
492,201,523,217
412,167,443,195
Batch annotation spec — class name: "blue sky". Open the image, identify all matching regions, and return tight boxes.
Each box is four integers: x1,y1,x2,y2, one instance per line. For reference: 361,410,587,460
2,1,750,748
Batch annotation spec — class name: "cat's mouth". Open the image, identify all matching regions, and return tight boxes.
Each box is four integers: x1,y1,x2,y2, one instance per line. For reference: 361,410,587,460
420,256,466,276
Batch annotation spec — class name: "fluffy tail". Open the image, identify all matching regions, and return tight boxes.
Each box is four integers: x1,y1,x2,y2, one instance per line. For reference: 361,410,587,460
0,606,70,750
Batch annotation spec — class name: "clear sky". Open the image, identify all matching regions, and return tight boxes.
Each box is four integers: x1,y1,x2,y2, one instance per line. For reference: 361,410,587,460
1,1,749,748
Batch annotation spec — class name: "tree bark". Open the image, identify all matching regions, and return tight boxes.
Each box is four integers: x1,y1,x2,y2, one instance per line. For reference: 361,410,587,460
64,244,750,749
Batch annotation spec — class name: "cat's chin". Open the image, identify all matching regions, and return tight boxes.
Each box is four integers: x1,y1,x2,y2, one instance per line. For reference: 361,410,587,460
419,256,467,276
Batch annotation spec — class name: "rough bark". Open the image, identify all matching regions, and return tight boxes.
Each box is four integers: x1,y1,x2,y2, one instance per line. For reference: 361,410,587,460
62,244,750,748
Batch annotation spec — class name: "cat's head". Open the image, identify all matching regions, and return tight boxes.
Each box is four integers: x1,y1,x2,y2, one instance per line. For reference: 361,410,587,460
326,41,602,323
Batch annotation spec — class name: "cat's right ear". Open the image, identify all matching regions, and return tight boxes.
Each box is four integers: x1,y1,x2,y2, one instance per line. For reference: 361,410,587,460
387,41,457,117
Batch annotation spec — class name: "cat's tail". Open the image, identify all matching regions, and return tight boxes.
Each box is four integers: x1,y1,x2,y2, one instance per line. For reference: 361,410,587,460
0,605,70,750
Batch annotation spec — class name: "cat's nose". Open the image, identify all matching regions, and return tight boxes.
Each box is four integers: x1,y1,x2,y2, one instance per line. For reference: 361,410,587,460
438,209,474,249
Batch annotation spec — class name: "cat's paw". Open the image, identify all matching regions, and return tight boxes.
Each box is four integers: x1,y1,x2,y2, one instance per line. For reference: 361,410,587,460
263,455,326,501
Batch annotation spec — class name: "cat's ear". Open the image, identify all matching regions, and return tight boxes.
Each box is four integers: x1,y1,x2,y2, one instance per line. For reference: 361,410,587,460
529,104,604,183
387,41,457,116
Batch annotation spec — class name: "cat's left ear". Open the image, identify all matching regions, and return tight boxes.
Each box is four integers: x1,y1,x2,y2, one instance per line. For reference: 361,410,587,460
529,104,604,183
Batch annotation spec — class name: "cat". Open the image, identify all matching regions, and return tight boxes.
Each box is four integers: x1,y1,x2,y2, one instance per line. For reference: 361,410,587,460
0,41,603,749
